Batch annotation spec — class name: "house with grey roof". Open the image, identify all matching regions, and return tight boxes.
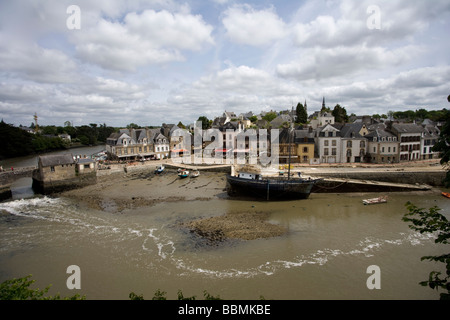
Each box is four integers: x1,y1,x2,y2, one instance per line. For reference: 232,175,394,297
365,125,399,164
106,128,170,161
388,123,424,162
421,124,440,160
315,123,342,163
32,154,97,194
339,123,369,163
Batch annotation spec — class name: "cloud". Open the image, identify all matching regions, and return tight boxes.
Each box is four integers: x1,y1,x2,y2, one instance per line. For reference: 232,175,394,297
72,9,214,71
276,45,424,81
222,4,287,47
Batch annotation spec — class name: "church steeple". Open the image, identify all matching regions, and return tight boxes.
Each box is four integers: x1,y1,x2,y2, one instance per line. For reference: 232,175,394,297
322,97,325,109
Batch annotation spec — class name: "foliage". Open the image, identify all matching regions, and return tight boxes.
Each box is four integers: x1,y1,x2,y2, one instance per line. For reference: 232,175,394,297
248,115,258,123
393,108,448,122
432,108,450,186
129,289,222,300
197,116,211,130
295,103,308,124
262,112,277,123
402,202,450,300
0,275,85,300
332,104,349,123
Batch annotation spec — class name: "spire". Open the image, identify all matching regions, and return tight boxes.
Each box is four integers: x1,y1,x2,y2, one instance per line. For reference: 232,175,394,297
304,100,307,113
322,97,325,109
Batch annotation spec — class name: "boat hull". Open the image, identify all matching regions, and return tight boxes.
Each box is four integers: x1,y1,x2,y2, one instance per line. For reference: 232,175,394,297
226,175,320,200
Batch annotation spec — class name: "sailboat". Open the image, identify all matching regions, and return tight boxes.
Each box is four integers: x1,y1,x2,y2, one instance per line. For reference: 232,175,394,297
226,126,322,200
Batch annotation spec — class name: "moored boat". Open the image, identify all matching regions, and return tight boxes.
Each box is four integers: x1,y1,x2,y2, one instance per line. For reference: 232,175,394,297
363,196,388,205
442,192,450,199
191,170,200,178
226,171,322,200
155,165,165,174
178,170,189,178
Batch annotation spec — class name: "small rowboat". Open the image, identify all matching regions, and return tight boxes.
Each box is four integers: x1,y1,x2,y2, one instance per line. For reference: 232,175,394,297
191,170,200,178
363,196,388,205
178,170,189,178
155,165,165,174
442,192,450,199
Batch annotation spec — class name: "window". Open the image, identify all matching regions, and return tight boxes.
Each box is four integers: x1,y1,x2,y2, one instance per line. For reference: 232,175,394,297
347,141,352,148
51,166,55,172
324,148,329,156
303,147,308,153
332,148,337,156
324,140,329,146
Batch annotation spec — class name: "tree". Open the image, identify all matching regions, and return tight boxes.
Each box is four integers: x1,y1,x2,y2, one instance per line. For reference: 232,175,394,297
432,106,450,186
0,275,85,300
295,103,308,124
262,112,277,123
332,104,349,123
197,116,211,130
402,202,450,300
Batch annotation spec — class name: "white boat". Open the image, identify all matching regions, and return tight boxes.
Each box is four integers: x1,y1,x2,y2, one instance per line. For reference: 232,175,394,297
155,165,165,174
191,170,200,178
363,196,387,205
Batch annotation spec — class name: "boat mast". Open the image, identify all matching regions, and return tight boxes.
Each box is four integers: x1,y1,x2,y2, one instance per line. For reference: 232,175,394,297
288,124,293,180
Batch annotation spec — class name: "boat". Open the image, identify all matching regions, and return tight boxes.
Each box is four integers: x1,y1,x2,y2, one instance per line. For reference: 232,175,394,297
178,170,189,178
191,170,200,178
155,165,165,174
442,192,450,199
363,196,388,205
226,172,322,200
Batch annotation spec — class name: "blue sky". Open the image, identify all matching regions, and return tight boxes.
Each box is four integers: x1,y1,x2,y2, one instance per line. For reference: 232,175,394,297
0,0,449,127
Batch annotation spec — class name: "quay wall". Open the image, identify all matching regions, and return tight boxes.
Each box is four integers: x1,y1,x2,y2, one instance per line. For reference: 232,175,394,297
308,170,446,187
0,167,35,187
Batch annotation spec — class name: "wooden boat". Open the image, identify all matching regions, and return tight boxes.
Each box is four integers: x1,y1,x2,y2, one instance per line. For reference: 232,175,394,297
178,170,189,178
363,196,388,205
442,192,450,199
155,165,165,174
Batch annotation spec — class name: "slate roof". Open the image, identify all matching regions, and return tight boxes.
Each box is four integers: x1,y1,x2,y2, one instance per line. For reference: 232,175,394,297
39,154,74,167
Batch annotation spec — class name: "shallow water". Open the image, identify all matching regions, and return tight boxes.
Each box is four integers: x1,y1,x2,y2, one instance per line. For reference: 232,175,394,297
0,187,448,300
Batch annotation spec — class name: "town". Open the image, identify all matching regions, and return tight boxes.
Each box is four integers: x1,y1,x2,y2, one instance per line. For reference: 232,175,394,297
103,100,444,166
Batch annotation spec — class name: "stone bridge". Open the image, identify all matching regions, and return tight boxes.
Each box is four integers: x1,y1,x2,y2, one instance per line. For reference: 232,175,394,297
0,167,36,186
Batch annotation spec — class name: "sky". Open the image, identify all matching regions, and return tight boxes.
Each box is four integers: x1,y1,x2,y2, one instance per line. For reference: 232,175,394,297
0,0,449,128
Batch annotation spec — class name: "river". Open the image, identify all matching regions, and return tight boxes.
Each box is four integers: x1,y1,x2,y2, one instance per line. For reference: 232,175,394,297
0,149,448,300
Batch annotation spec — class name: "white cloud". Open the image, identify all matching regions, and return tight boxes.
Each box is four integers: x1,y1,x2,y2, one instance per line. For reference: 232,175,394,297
276,45,424,81
72,9,214,71
222,4,287,47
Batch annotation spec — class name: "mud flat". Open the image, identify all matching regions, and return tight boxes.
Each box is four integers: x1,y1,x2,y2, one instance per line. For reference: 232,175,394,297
182,211,287,243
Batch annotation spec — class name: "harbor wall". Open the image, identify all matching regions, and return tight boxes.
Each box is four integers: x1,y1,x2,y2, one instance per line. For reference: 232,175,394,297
308,170,446,187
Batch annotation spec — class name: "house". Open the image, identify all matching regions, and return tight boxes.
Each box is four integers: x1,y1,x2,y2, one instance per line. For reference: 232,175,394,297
388,123,424,162
365,125,399,164
339,123,369,163
32,154,97,194
421,125,440,160
106,128,170,161
294,129,315,164
309,111,335,129
270,114,293,128
315,124,341,163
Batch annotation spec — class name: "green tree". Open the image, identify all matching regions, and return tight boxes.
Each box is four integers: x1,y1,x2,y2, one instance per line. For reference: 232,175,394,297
295,103,308,124
262,112,277,123
248,115,258,123
402,202,450,300
197,116,211,130
332,104,349,123
0,275,85,300
432,108,450,186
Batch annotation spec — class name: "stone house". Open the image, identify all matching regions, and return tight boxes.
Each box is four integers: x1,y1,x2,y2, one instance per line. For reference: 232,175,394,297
421,125,440,160
389,123,424,162
294,129,315,164
106,128,170,161
32,154,97,194
365,125,399,164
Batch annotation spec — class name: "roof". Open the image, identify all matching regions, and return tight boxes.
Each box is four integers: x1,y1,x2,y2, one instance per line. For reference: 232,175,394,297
391,123,424,134
39,154,74,167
